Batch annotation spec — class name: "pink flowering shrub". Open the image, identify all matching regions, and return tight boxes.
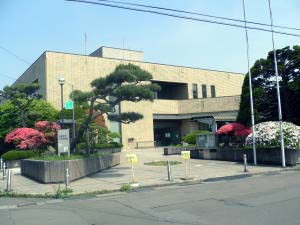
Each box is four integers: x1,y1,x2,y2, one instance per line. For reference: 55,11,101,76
35,121,60,144
5,128,47,150
217,123,248,136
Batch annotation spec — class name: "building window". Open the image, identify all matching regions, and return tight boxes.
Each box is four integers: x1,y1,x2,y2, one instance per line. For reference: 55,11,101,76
192,84,198,99
128,138,134,143
211,85,216,98
202,84,207,98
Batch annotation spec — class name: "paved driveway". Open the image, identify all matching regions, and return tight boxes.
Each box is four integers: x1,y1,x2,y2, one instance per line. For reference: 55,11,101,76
0,148,285,195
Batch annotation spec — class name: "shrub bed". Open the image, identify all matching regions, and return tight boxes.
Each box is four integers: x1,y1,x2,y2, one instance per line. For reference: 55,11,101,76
1,150,38,161
76,142,123,151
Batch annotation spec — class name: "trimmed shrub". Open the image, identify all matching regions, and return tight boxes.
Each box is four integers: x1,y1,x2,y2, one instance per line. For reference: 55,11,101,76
183,130,211,145
95,142,123,149
76,142,123,151
2,150,37,161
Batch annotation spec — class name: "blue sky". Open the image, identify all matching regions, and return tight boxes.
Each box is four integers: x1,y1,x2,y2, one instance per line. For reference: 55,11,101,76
0,0,299,89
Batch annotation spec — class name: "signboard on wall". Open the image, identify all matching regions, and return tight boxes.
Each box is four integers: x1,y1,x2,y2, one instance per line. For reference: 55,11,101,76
57,129,70,156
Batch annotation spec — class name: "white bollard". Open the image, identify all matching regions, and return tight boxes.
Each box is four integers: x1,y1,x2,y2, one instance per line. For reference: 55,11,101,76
6,169,11,192
167,160,172,181
65,168,70,189
243,154,248,172
2,162,6,180
0,158,3,172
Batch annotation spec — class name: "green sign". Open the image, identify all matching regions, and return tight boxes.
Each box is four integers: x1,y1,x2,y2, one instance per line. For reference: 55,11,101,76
65,100,73,110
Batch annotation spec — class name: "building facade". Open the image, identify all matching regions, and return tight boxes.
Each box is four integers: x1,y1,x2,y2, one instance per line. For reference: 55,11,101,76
14,46,245,148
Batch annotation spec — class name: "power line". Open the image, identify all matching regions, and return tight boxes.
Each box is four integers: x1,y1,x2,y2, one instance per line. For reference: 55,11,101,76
96,0,300,32
0,73,16,80
65,0,300,38
0,46,31,65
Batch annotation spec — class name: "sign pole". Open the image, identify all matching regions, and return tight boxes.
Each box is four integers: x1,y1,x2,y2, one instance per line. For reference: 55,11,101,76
71,84,76,153
185,159,188,179
181,151,191,180
131,162,135,183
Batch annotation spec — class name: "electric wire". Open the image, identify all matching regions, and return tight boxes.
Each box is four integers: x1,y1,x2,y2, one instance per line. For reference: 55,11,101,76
0,73,17,80
65,0,300,38
0,46,31,65
95,0,300,32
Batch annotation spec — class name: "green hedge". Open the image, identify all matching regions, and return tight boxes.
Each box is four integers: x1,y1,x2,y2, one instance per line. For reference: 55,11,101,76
183,130,211,145
76,142,123,151
1,150,38,161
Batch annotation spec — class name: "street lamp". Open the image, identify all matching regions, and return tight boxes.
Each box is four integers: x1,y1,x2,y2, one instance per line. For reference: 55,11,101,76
58,77,65,128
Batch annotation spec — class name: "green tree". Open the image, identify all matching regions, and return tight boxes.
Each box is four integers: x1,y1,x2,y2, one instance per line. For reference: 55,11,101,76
72,64,160,150
27,100,59,126
237,45,300,126
0,83,41,127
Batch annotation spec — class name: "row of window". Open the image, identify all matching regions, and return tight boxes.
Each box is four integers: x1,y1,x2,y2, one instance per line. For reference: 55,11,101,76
192,84,216,99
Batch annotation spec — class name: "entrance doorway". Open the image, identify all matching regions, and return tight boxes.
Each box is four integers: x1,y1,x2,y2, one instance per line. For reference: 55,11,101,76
154,120,181,146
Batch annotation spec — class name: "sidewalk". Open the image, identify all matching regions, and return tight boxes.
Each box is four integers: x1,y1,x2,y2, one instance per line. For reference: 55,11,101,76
0,148,289,195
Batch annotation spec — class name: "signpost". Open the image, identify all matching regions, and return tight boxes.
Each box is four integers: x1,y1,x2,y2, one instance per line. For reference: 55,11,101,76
181,151,190,179
126,153,139,186
57,129,70,157
65,100,73,110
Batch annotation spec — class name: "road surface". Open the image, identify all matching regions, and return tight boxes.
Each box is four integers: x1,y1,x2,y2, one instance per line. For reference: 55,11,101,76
0,170,300,225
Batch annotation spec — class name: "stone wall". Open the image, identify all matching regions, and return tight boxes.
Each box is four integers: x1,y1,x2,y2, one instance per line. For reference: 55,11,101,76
190,148,300,166
21,153,120,183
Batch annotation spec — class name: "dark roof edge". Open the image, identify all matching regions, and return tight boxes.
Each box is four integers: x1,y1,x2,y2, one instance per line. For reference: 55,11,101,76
14,51,47,84
98,46,143,53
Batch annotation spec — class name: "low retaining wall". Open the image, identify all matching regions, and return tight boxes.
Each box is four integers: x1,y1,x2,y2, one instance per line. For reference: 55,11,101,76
6,160,21,169
21,153,120,183
189,148,300,166
164,146,196,155
96,147,121,154
216,148,300,166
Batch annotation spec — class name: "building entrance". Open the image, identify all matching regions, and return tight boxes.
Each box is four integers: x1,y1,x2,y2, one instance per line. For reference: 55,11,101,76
154,120,181,146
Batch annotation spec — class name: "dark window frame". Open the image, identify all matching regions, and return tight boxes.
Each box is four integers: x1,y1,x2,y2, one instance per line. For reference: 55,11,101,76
211,85,216,98
192,83,198,99
202,84,207,98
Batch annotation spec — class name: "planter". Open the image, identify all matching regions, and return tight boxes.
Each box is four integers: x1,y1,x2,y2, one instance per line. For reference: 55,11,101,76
5,160,21,169
96,147,121,154
216,148,300,166
190,149,217,160
164,146,196,155
21,153,120,183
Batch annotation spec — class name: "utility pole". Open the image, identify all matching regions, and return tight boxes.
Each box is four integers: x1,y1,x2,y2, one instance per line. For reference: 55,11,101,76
71,84,76,152
267,0,286,167
242,0,257,165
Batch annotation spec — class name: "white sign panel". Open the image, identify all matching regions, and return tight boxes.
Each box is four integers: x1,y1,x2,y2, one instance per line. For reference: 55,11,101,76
57,129,70,155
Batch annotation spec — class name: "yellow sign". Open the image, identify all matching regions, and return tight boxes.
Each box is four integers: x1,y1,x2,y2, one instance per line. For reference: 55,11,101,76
181,151,190,160
126,154,138,164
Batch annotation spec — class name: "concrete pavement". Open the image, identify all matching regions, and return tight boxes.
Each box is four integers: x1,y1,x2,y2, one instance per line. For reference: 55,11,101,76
0,170,300,225
0,148,290,195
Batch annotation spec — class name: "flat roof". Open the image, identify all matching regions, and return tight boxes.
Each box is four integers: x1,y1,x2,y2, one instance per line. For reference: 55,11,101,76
45,50,244,76
17,49,244,81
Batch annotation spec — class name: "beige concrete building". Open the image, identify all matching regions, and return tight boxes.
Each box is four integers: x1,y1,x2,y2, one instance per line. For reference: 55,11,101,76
14,46,244,148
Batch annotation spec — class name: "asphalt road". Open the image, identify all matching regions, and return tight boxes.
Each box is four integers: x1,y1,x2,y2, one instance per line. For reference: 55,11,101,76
1,171,300,225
